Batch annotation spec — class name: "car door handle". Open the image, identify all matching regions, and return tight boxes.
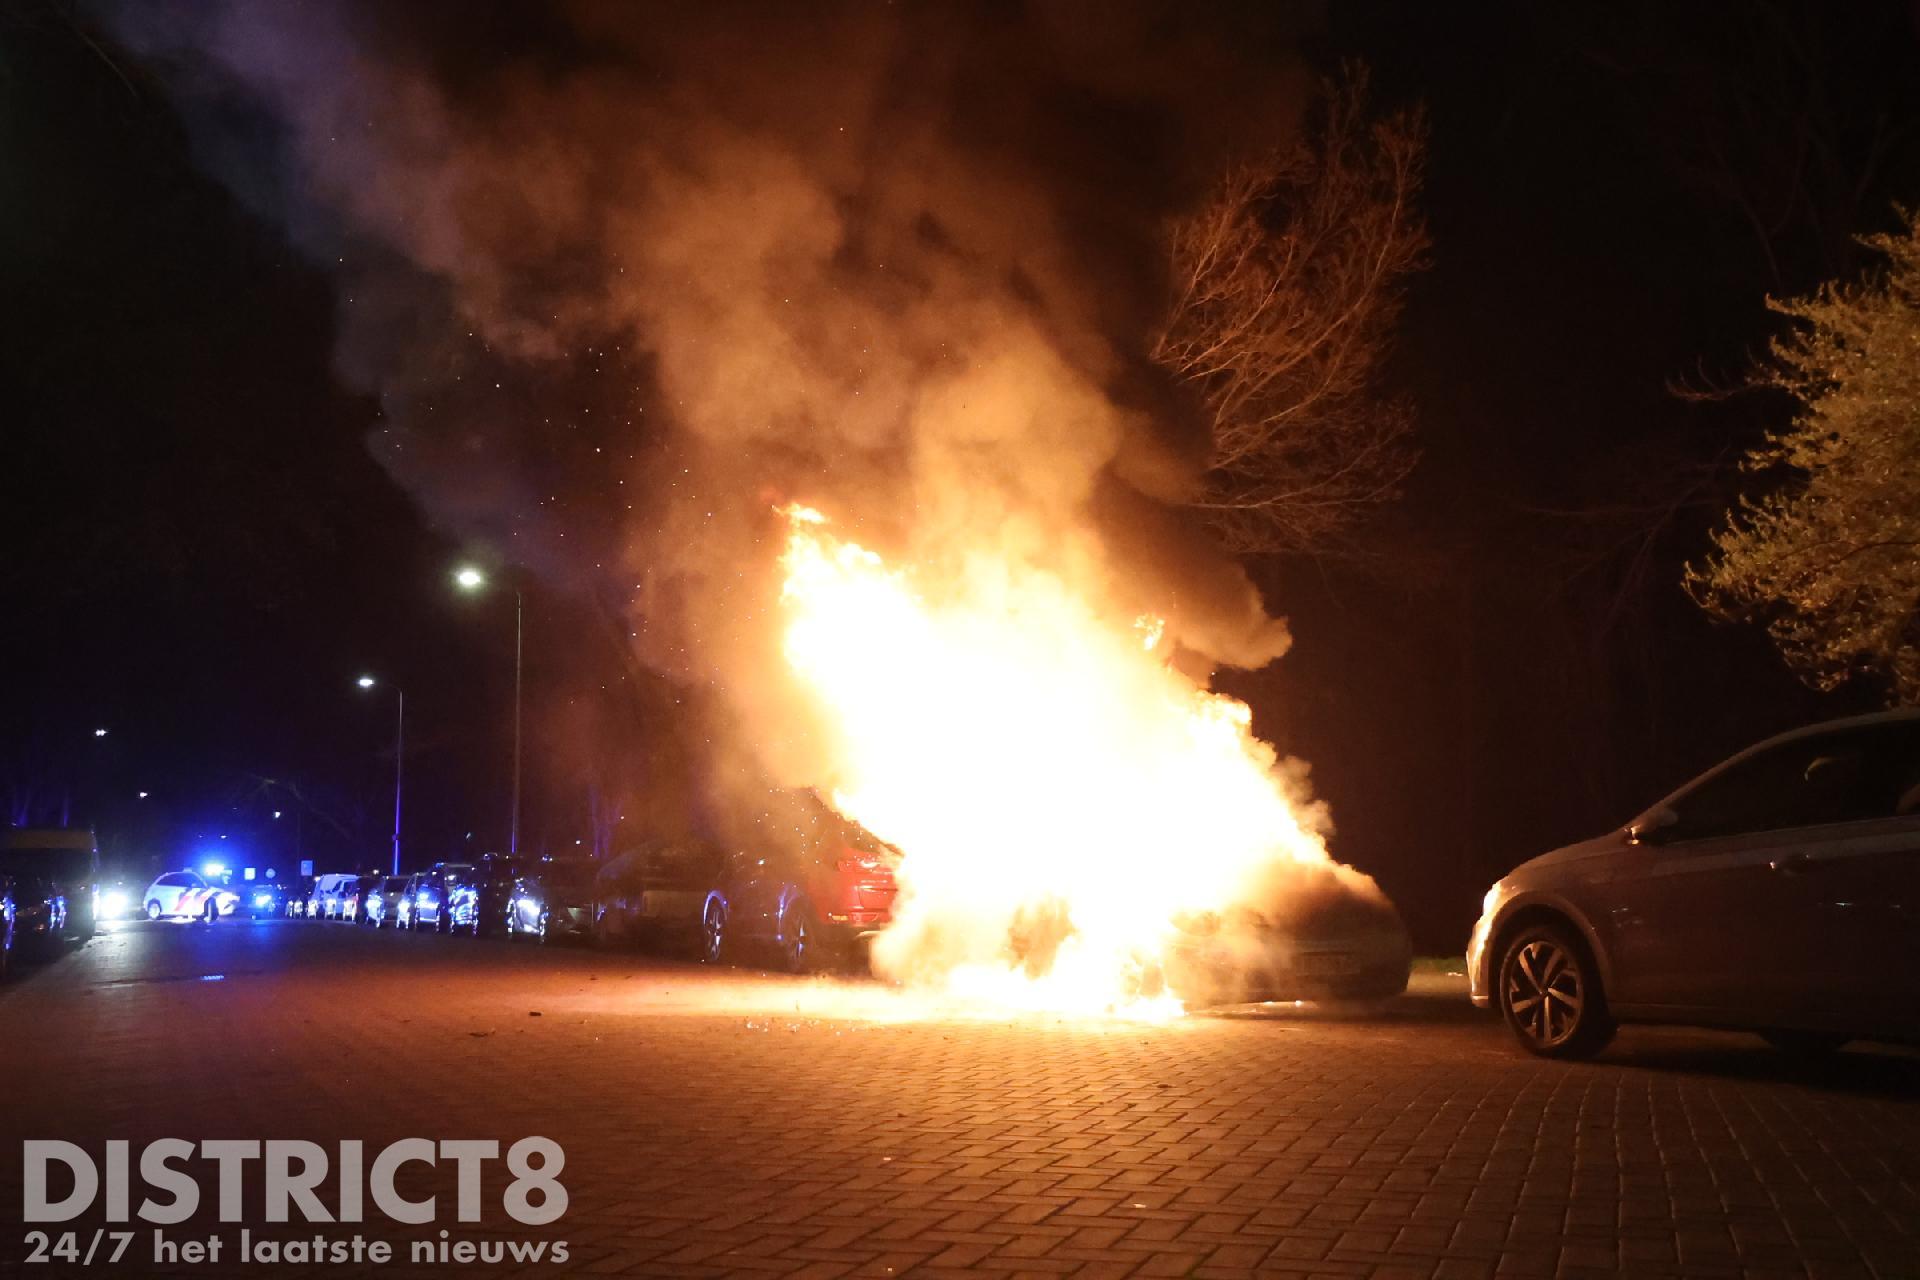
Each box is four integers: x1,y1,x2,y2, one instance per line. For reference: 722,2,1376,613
1769,853,1813,876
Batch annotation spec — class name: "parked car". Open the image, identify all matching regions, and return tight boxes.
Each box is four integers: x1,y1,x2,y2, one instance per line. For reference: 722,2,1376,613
282,876,315,918
359,876,409,927
0,875,14,978
590,845,660,946
240,880,290,918
308,873,362,921
507,858,596,943
95,878,139,922
2,828,98,947
401,863,471,932
339,873,383,923
590,839,728,955
709,793,903,972
447,856,518,936
1470,710,1920,1058
140,870,236,922
1163,868,1412,1007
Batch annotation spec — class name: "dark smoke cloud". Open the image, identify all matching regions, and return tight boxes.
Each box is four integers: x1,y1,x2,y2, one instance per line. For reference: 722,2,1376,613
102,0,1317,798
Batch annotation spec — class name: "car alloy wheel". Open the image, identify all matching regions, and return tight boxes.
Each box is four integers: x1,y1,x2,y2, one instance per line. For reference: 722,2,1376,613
699,898,726,964
783,904,814,974
1498,924,1614,1059
146,901,163,921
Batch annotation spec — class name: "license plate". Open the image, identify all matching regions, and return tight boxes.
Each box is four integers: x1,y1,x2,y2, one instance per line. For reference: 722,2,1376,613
1298,952,1356,977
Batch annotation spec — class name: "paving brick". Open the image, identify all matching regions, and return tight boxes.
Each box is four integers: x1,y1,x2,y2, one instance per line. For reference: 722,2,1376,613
2,921,1917,1279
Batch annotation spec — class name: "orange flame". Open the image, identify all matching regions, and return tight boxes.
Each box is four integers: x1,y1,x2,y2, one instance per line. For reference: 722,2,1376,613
778,505,1346,1016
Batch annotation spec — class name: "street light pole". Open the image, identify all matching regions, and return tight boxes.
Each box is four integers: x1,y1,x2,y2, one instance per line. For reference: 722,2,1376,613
392,687,405,876
455,565,524,857
358,675,404,875
511,589,522,856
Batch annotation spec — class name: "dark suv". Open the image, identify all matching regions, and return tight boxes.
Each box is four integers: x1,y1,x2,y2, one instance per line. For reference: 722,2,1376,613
447,856,519,936
709,793,900,972
401,863,471,932
507,858,596,943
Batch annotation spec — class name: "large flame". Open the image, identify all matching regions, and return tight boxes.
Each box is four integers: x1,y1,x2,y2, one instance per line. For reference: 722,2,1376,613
778,504,1360,1016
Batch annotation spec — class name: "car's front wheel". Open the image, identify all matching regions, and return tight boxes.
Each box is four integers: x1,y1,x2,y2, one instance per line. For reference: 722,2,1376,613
1497,924,1614,1059
146,900,163,921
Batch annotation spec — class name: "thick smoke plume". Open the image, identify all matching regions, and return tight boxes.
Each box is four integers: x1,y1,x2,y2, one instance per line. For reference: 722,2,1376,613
106,0,1321,833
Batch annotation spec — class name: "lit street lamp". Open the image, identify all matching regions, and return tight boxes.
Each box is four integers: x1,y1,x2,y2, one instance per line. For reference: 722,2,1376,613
356,674,404,875
453,565,523,856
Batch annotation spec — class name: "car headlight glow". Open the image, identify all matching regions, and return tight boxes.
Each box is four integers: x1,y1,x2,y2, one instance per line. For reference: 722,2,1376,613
253,892,273,907
99,890,130,918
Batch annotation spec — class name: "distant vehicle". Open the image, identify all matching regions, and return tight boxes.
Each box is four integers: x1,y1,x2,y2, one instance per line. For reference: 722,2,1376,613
1471,710,1920,1059
0,876,14,978
340,874,382,923
241,881,289,918
140,871,236,923
95,879,139,922
1163,872,1412,1007
447,856,518,936
507,858,596,943
402,863,471,932
2,828,99,947
359,876,409,927
308,873,362,921
281,876,315,918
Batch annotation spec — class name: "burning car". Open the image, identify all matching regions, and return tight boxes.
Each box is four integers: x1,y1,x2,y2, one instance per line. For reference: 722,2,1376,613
1162,873,1412,1008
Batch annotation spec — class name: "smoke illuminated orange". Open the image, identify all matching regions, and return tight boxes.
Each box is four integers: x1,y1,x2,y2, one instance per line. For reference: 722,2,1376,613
777,505,1363,1016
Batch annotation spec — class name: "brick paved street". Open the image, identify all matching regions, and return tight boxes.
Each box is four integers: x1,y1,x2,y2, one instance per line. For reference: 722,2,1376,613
2,918,1917,1279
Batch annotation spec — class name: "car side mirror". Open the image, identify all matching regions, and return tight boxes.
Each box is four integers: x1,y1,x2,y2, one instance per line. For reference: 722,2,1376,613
1627,806,1679,846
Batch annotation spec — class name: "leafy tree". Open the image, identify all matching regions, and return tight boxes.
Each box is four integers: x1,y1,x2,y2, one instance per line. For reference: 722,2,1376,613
1687,208,1920,703
1154,64,1428,555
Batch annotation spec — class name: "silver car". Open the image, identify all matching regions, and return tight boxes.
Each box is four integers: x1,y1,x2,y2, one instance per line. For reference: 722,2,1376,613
1470,710,1920,1058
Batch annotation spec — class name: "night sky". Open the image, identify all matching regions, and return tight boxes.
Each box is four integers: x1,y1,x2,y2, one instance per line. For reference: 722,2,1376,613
5,1,1918,948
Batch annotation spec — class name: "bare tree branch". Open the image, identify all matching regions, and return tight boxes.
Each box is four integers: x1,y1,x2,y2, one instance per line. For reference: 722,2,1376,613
1154,62,1429,556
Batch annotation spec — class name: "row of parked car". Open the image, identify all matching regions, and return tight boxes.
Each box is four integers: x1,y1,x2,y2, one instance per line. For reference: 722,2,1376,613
271,794,910,972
